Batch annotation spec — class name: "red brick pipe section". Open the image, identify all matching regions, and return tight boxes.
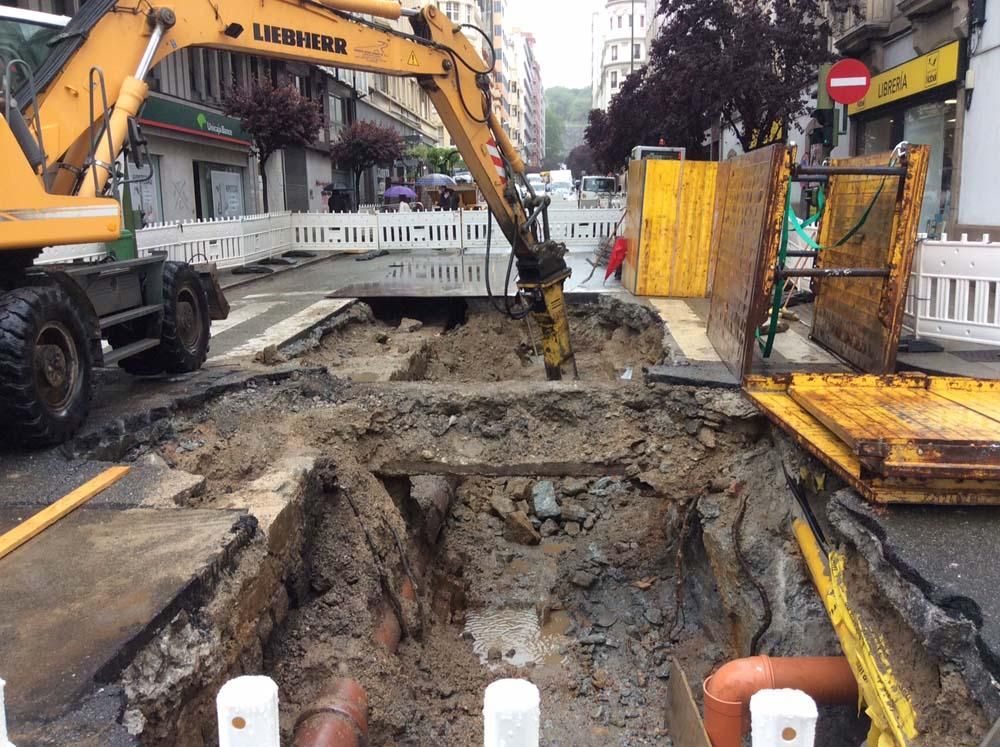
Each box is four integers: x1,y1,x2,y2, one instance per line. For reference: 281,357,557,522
293,679,369,747
702,655,858,746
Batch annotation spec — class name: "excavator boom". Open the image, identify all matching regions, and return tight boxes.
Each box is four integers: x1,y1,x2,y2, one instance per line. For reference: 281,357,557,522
3,0,576,378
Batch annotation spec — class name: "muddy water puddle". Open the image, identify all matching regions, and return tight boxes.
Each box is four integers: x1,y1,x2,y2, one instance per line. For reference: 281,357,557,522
464,608,573,668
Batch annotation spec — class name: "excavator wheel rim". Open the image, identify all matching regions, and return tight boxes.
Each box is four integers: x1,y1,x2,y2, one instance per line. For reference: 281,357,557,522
175,287,202,354
33,320,81,416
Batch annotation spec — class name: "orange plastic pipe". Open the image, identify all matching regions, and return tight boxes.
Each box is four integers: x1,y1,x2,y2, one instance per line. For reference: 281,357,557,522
702,655,857,746
294,678,369,747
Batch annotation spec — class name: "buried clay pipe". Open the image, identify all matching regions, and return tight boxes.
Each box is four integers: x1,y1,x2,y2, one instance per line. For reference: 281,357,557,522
703,655,857,747
293,678,369,747
374,576,418,653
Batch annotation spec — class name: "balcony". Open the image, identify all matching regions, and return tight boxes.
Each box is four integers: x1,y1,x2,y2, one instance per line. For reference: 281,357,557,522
895,0,951,18
833,0,893,54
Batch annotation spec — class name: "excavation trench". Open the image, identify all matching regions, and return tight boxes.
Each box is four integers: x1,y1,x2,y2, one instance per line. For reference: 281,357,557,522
110,301,888,746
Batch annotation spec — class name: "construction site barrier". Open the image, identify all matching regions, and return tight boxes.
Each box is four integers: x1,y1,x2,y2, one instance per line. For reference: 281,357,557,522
36,207,622,270
904,233,1000,346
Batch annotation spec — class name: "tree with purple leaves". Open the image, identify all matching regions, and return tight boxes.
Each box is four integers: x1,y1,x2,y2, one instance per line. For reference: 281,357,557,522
330,121,406,202
224,80,324,211
586,0,859,171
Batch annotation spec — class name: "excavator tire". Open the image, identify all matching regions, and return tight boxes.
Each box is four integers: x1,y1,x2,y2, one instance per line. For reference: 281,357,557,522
0,283,93,447
110,261,211,376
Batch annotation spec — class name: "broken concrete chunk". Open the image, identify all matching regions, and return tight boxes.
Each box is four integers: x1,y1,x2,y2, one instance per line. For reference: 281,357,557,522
254,344,288,365
561,477,590,496
398,317,424,333
561,501,589,524
564,522,582,537
697,427,717,449
571,570,597,589
532,480,562,519
506,477,533,502
515,500,530,515
540,519,560,537
487,492,516,517
504,511,541,546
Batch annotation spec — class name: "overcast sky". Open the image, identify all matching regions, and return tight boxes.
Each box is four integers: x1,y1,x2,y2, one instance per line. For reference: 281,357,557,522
506,0,604,90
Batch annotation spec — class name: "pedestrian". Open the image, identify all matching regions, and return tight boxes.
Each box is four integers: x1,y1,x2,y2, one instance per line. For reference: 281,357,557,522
438,187,453,211
398,195,412,213
328,191,336,213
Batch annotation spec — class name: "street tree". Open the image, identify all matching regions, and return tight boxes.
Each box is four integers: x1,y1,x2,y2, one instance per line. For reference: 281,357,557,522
331,121,405,199
566,144,597,180
587,0,858,166
545,108,566,165
224,80,323,211
407,144,463,175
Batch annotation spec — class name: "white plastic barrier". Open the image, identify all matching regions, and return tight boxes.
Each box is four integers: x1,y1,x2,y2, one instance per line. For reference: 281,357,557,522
293,211,379,253
216,676,280,747
483,679,540,747
905,234,1000,345
34,207,622,270
750,689,817,747
0,678,12,747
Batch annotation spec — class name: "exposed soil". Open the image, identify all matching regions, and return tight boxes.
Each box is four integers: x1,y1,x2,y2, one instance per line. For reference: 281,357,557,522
121,298,874,746
301,297,666,383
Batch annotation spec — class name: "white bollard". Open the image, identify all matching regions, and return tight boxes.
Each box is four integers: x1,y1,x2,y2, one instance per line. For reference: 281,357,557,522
0,678,14,747
750,689,817,747
483,679,540,747
216,676,280,747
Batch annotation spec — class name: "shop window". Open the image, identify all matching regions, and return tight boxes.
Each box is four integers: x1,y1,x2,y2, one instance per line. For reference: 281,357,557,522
193,161,246,220
905,100,955,237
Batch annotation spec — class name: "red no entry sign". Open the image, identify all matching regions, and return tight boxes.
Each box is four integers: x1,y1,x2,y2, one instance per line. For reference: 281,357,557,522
827,59,871,106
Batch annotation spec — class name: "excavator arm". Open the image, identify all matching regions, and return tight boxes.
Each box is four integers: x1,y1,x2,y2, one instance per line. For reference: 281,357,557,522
14,0,576,379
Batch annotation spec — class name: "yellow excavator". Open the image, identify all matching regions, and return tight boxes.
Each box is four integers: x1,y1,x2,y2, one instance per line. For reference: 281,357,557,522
0,0,576,446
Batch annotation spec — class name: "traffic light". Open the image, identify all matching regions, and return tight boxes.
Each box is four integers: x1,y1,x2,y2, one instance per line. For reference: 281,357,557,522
810,108,838,150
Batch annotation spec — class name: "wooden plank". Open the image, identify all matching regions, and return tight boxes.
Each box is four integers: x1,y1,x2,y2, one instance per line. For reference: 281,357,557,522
622,159,647,295
671,161,719,297
666,657,712,747
789,385,1000,445
375,460,627,478
0,466,131,561
637,160,682,296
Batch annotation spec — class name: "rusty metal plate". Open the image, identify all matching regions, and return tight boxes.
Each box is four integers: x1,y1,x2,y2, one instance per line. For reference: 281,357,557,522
706,144,792,381
810,146,930,373
745,374,1000,504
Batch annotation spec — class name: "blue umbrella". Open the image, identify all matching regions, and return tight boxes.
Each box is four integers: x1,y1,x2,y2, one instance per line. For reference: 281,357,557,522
416,173,457,188
384,185,417,199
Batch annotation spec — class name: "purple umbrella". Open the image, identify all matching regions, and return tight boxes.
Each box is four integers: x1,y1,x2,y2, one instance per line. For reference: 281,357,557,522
384,185,417,200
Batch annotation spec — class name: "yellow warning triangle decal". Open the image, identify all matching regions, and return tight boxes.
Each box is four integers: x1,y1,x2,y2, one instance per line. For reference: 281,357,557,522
407,52,419,67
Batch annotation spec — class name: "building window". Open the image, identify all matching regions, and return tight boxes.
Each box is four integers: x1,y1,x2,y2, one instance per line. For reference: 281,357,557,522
633,43,641,60
611,45,618,61
618,15,623,28
640,15,645,28
610,71,618,89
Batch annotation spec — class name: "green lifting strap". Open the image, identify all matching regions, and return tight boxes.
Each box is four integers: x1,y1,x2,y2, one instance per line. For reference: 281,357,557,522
756,159,897,358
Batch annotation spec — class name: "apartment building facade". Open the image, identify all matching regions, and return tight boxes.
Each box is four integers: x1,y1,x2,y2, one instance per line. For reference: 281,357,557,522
830,0,996,237
592,0,651,110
